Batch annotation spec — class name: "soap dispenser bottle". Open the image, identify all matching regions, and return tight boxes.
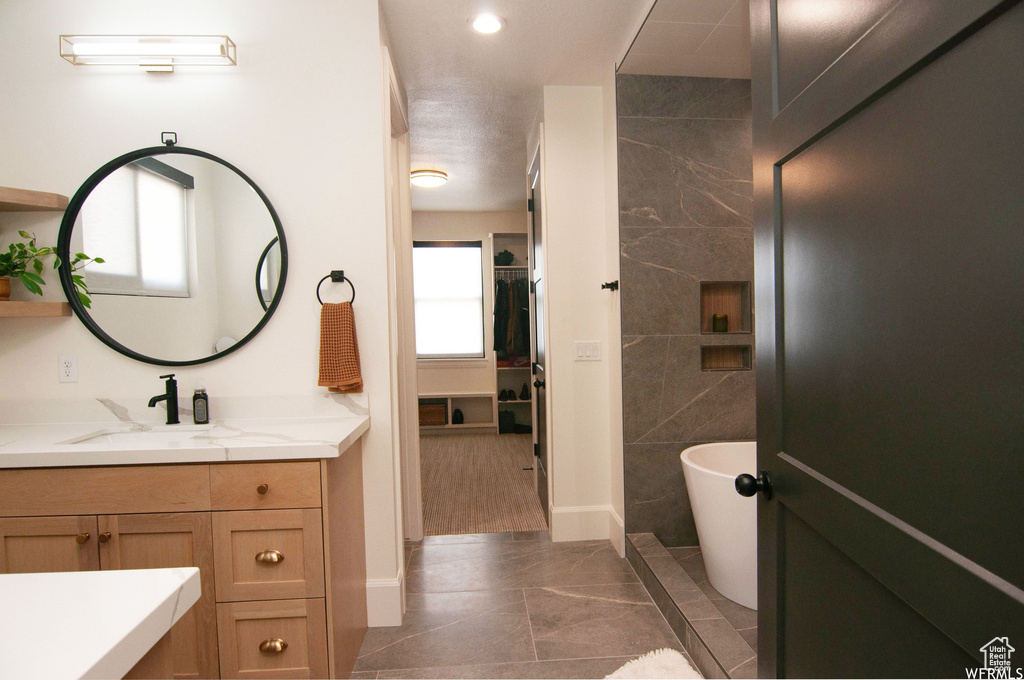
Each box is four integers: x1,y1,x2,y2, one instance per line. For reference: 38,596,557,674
193,387,209,424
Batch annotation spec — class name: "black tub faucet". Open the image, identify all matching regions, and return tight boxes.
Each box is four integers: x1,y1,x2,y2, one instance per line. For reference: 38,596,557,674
148,374,180,425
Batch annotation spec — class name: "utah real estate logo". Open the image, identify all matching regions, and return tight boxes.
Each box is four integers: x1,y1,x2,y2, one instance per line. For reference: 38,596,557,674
967,637,1022,679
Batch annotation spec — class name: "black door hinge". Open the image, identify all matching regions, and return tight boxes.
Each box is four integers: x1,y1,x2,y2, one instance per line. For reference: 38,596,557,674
534,443,540,458
530,281,536,294
528,198,534,212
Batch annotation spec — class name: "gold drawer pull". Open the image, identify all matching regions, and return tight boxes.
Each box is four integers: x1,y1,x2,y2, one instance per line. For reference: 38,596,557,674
259,638,288,654
257,483,269,495
98,532,112,544
75,532,91,545
255,549,285,564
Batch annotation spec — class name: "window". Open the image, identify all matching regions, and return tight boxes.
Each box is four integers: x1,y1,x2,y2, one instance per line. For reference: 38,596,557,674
413,240,484,359
82,158,191,297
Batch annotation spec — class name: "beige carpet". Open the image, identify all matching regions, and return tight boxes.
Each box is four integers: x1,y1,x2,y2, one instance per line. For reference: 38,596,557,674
420,433,548,536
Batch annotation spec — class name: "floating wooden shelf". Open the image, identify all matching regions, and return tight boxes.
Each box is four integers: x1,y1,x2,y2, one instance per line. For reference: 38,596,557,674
0,187,70,212
701,345,752,371
0,301,72,318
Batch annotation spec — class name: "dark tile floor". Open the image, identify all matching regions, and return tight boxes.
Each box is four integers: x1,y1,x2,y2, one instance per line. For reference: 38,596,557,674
668,547,757,652
354,532,692,679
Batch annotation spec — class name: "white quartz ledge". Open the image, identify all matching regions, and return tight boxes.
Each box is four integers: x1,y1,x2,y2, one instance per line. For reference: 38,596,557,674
0,394,370,468
0,567,201,680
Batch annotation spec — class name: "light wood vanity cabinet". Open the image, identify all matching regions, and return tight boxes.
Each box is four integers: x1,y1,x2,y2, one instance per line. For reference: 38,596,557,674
0,445,366,680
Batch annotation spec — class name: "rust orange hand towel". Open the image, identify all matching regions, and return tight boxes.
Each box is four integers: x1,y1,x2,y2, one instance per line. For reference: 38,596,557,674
318,301,363,393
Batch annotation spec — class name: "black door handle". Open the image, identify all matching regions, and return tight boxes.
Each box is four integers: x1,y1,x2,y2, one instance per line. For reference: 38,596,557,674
735,471,772,500
533,379,545,389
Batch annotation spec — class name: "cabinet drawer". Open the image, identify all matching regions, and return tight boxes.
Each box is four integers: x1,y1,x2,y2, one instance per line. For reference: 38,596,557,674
217,598,327,679
210,462,321,510
213,509,325,602
0,465,210,516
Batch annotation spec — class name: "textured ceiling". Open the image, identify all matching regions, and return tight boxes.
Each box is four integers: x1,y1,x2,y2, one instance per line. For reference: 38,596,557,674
381,0,653,212
618,0,751,78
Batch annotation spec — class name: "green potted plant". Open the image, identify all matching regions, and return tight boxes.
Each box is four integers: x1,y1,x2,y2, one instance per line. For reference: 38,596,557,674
0,231,103,307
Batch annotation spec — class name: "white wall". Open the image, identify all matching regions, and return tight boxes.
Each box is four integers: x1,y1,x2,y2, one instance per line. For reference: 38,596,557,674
602,69,625,556
0,0,405,622
412,211,527,396
540,84,622,546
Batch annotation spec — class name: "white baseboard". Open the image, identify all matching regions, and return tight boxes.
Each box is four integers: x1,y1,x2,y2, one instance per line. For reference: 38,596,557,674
550,504,615,542
366,572,405,627
608,506,625,557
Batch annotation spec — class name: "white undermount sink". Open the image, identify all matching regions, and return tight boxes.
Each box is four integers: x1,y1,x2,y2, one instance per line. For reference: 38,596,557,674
60,424,216,447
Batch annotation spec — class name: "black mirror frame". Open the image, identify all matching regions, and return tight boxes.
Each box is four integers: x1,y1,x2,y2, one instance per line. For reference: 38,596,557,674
58,145,289,366
255,236,280,312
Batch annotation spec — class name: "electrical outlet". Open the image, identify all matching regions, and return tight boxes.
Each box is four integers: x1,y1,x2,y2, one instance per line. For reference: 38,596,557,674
59,354,78,383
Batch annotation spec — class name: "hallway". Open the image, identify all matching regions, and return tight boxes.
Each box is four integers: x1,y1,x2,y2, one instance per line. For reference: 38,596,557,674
353,532,687,678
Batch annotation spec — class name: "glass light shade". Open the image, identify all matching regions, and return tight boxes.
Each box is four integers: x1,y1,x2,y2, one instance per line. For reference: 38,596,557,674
470,14,505,34
410,170,448,188
59,35,237,71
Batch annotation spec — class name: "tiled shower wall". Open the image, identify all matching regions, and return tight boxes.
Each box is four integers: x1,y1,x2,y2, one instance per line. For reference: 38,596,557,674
618,74,755,546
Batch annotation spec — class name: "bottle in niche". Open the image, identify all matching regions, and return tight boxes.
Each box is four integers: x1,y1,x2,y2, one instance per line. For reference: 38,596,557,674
712,313,729,333
193,388,209,424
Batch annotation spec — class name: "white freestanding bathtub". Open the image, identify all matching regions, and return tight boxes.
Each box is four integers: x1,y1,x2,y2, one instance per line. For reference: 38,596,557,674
680,441,757,610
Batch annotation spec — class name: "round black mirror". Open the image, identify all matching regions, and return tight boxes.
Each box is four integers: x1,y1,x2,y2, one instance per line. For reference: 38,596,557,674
58,144,288,366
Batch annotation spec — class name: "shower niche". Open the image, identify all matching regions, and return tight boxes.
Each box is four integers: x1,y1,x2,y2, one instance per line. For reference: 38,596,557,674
700,281,751,334
700,281,752,371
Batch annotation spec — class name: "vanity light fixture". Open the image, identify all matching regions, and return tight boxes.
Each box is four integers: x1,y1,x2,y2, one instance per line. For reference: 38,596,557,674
59,35,236,72
469,14,505,34
410,170,448,188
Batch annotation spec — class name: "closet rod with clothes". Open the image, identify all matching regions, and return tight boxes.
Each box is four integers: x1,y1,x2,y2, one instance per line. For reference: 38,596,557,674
493,272,530,360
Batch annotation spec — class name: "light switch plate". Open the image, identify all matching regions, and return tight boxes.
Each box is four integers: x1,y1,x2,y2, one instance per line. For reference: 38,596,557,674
573,341,601,361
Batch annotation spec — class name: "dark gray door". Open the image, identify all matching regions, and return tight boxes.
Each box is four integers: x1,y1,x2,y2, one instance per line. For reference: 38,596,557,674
529,150,549,519
752,1,1024,676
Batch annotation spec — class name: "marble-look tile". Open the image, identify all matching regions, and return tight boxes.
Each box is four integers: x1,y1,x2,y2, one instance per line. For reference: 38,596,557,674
376,657,633,679
690,617,756,674
620,227,753,335
623,335,756,443
618,118,752,230
626,533,665,557
616,74,752,119
730,656,759,679
524,584,682,661
639,369,756,443
621,335,672,442
512,530,551,542
351,672,378,679
738,627,758,653
354,590,534,672
672,548,758,632
624,443,700,546
407,540,638,594
421,532,515,545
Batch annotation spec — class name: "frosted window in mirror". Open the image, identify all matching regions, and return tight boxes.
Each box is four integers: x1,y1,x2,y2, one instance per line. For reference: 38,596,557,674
82,162,189,297
413,241,484,359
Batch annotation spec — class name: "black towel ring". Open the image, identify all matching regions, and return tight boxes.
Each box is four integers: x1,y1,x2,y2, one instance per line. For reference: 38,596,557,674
316,270,355,305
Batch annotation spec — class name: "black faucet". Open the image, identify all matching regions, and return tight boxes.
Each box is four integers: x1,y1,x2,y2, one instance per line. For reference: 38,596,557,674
148,374,180,425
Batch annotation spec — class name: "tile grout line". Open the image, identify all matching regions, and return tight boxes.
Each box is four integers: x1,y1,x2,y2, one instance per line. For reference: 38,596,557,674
522,588,539,662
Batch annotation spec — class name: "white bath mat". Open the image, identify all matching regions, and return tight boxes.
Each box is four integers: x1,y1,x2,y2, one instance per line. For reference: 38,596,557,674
605,648,703,679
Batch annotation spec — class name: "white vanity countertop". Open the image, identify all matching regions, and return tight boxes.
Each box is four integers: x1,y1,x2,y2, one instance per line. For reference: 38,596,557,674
0,394,369,468
0,567,200,680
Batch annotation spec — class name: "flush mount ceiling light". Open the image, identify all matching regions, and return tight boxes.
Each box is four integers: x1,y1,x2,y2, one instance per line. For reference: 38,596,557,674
469,14,505,34
410,170,448,188
59,35,237,72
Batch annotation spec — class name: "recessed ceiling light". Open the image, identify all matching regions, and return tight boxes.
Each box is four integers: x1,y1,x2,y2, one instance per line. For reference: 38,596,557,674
470,14,505,34
411,169,448,188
